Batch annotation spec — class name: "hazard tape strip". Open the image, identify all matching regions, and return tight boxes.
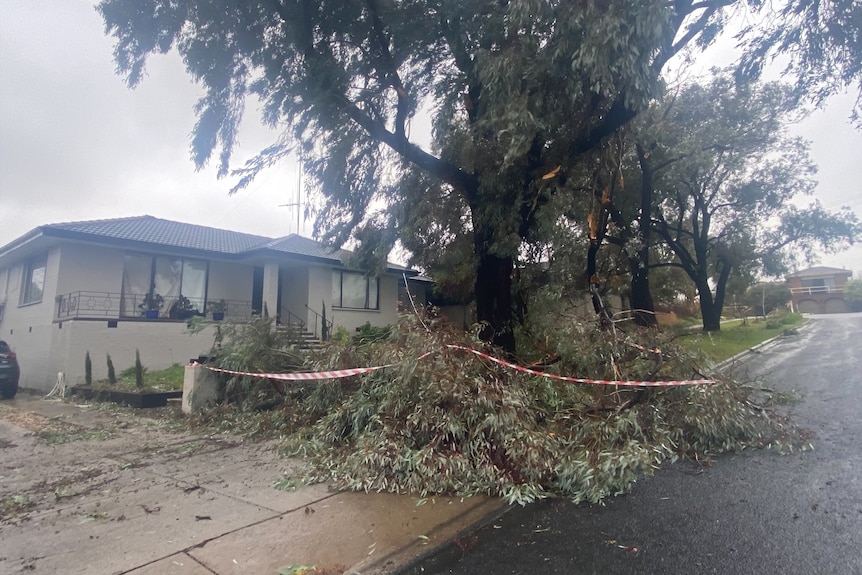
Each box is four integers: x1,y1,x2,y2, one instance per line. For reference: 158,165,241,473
193,362,395,381
442,345,713,387
193,345,712,387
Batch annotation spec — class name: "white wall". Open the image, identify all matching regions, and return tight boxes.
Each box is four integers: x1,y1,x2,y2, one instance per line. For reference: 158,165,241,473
42,320,218,390
207,260,254,301
1,247,61,387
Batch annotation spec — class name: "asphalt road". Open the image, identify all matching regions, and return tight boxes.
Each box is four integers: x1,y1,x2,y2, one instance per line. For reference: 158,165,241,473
406,313,862,575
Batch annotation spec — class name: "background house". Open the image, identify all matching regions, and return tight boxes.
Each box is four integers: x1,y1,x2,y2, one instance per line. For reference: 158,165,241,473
786,266,853,314
0,216,418,391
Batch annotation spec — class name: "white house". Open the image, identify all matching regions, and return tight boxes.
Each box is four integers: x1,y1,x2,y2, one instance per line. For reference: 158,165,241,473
0,216,421,391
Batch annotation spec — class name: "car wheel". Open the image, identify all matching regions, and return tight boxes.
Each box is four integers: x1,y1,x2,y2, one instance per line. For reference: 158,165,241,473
0,379,18,399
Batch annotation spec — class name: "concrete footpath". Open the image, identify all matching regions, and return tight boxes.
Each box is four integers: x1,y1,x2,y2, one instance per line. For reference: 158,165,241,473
0,395,505,575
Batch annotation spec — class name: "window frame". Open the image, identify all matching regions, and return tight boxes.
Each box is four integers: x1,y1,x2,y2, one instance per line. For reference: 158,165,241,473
332,270,379,310
121,253,210,317
20,254,48,306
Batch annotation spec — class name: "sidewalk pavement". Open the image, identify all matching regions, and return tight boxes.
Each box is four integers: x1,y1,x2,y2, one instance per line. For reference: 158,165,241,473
0,395,506,575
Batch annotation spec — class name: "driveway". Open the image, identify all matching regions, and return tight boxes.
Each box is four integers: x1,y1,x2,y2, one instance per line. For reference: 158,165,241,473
0,396,498,575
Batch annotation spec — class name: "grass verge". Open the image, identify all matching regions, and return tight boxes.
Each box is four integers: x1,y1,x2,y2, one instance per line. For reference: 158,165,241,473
679,313,806,363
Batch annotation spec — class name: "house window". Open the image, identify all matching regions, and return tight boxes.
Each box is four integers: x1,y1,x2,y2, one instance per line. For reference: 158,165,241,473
121,254,208,317
20,255,47,305
801,278,834,288
332,271,378,310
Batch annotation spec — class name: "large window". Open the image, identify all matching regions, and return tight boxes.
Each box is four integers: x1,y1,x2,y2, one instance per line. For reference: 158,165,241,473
20,255,47,305
332,271,378,310
121,254,208,317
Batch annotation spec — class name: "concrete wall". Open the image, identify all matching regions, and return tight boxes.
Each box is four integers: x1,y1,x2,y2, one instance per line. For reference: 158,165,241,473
0,247,62,388
44,320,218,391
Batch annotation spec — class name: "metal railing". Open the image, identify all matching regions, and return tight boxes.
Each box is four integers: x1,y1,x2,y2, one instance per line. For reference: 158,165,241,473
55,291,256,321
278,306,307,332
790,286,844,295
305,304,333,341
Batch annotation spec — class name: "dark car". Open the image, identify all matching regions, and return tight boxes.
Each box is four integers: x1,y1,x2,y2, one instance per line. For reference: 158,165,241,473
0,340,20,399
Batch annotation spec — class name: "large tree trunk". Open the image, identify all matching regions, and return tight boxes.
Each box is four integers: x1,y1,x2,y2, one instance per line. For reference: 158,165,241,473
695,279,722,332
633,144,658,327
631,268,657,326
474,250,516,355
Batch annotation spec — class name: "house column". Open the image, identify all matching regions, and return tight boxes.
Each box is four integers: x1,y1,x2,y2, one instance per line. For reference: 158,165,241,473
263,262,280,319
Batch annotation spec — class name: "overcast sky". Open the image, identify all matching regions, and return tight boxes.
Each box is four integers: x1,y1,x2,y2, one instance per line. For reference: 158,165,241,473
1,0,860,275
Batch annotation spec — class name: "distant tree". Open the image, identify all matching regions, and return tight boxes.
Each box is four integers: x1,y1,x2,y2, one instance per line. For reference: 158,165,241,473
743,283,792,317
635,73,859,331
845,279,862,312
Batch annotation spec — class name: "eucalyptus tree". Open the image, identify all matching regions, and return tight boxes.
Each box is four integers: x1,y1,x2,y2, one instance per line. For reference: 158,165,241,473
98,0,743,353
737,0,862,125
634,73,859,331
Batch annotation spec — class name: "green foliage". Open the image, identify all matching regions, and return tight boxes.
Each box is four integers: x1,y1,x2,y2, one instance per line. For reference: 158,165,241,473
209,316,306,405
106,353,117,385
96,0,742,353
844,279,862,312
737,0,862,125
285,312,802,505
635,71,859,330
84,351,92,386
134,349,144,389
353,322,391,345
743,283,793,316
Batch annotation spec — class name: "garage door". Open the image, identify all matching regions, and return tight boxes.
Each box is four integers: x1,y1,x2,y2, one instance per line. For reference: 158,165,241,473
797,299,819,314
824,298,849,314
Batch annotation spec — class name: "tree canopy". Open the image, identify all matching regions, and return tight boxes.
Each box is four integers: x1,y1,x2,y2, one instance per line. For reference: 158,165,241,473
98,0,750,353
98,0,861,351
631,72,858,330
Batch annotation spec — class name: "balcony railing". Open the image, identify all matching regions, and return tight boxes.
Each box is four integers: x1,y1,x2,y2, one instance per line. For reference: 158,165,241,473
55,291,255,321
790,286,844,295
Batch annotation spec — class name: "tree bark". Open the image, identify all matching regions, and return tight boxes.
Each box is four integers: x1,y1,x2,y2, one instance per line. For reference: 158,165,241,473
632,143,658,327
696,279,722,331
474,248,516,356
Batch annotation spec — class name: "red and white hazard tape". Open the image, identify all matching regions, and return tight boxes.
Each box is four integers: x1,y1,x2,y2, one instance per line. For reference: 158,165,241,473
193,345,713,387
442,345,713,387
192,362,396,381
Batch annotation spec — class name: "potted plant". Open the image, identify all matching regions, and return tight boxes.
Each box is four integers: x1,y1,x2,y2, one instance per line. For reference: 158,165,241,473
139,292,164,319
170,295,199,320
207,299,227,321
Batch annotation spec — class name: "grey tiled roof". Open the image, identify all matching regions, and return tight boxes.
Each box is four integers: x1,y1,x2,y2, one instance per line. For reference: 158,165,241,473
8,215,415,273
256,234,343,262
45,216,270,254
786,266,853,279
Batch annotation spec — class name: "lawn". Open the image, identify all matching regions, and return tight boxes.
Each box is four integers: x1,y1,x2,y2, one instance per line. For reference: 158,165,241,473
679,314,806,364
91,363,186,392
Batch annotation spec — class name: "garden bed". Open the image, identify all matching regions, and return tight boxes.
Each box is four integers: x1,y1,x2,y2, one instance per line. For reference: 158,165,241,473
71,385,182,408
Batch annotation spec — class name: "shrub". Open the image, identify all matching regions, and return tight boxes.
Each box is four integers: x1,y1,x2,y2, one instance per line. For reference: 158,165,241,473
134,349,144,389
106,354,117,385
84,351,92,386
